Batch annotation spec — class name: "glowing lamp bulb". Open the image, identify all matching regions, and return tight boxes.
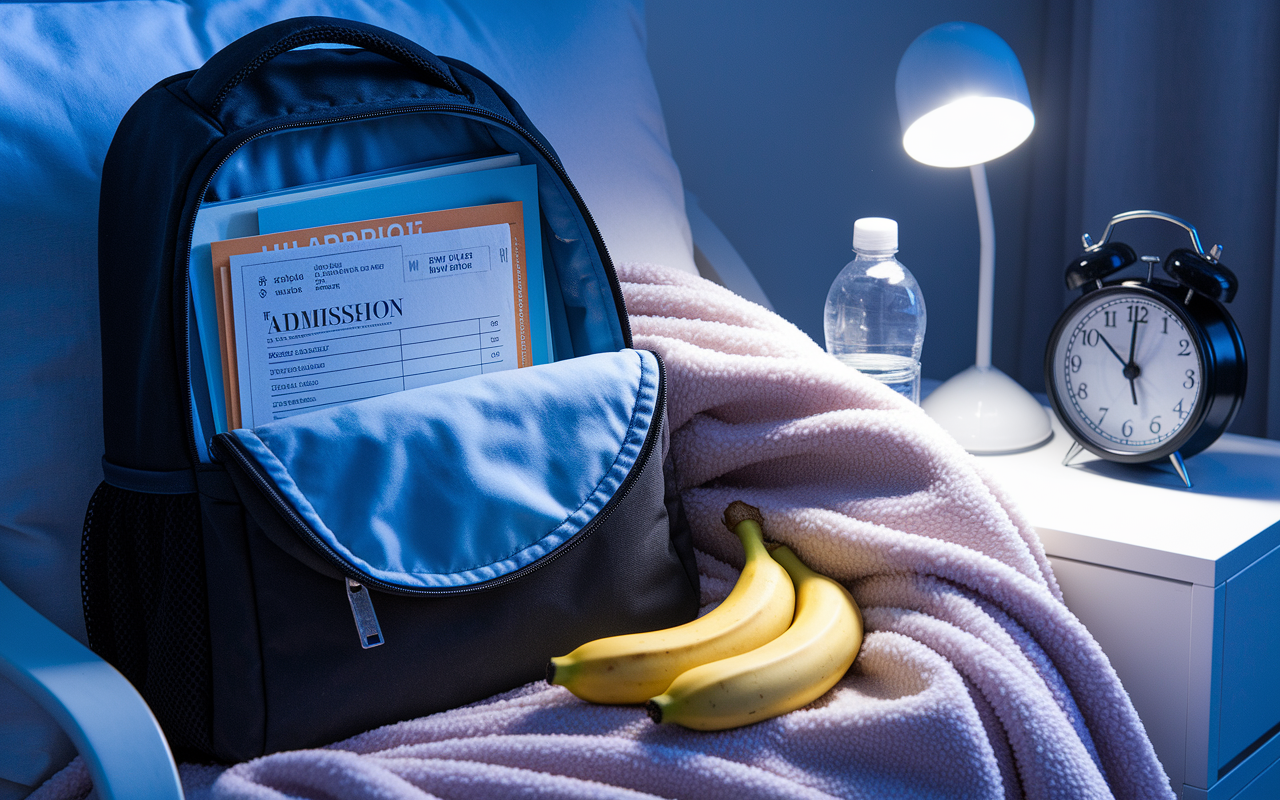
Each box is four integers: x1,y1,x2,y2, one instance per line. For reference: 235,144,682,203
901,96,1034,168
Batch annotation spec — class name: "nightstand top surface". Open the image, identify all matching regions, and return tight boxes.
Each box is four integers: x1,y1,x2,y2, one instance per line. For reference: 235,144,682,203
980,414,1280,585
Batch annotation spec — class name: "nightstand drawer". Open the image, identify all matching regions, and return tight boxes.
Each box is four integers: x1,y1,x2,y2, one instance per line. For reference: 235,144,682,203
1219,544,1280,773
1233,754,1280,799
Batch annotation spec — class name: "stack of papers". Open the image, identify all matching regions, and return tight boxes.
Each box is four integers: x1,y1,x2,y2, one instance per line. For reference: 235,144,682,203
190,156,552,431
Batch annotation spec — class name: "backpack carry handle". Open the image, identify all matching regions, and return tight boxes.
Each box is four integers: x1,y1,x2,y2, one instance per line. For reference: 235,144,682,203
187,16,466,115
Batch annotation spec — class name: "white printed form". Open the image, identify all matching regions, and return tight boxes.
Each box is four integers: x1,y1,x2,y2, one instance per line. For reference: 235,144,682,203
230,223,515,428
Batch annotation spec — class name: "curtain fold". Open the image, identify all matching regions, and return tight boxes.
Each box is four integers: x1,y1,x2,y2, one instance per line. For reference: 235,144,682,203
1019,0,1280,439
1270,105,1280,438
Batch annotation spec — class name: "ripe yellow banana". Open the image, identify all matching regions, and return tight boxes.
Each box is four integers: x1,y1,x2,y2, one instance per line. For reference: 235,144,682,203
646,545,863,731
547,501,795,704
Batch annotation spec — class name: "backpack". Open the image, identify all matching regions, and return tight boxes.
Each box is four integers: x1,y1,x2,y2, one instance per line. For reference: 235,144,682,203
81,16,699,763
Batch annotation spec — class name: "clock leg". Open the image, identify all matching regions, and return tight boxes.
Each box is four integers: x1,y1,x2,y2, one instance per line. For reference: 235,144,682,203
1062,441,1085,467
1169,451,1191,488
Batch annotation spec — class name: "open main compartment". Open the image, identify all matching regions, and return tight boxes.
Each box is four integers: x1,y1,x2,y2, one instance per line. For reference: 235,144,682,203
185,110,626,459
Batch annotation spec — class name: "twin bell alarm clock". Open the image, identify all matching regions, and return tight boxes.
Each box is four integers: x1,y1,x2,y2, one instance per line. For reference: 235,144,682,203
1043,210,1246,487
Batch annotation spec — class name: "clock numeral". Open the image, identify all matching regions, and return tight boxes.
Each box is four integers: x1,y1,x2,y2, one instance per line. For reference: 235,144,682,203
1121,419,1134,438
1184,369,1196,389
1069,355,1082,373
1173,399,1188,420
1098,406,1109,423
1178,339,1192,356
1162,317,1169,334
1149,416,1162,435
1084,329,1100,347
1127,305,1149,324
1103,310,1117,328
1076,382,1088,399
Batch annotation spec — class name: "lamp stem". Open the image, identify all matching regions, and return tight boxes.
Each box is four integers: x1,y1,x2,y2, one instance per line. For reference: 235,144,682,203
970,163,995,370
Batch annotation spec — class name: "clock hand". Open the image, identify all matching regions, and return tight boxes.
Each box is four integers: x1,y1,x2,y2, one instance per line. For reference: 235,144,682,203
1127,313,1140,365
1125,313,1143,406
1096,328,1140,403
1095,332,1127,368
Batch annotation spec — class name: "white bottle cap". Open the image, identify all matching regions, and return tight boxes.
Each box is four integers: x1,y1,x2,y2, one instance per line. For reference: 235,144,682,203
853,217,898,251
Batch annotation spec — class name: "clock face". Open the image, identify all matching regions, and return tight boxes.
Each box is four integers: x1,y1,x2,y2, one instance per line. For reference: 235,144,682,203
1049,288,1205,456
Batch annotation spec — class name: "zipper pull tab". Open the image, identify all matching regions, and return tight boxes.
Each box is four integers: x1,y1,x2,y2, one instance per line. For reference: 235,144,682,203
345,579,384,649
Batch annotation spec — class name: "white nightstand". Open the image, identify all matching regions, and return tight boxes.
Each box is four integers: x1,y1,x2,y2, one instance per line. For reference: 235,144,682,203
979,414,1280,799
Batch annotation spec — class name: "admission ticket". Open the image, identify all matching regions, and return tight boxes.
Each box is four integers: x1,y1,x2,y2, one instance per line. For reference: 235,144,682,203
225,218,522,428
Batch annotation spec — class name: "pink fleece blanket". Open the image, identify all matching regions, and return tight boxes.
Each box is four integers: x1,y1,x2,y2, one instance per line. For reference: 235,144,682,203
37,263,1173,800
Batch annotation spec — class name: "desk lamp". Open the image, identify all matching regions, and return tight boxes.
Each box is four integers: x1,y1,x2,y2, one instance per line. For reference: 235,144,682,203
896,21,1051,454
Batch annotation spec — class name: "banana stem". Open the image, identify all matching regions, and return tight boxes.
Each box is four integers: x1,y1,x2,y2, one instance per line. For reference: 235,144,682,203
724,501,771,563
723,500,764,532
734,520,769,561
645,698,666,724
766,546,816,583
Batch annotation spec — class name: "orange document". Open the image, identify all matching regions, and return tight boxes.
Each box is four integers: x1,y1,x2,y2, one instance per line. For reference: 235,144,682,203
211,201,528,429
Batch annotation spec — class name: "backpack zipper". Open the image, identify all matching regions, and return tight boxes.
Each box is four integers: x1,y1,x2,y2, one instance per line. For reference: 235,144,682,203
345,578,384,649
210,351,667,647
181,103,631,465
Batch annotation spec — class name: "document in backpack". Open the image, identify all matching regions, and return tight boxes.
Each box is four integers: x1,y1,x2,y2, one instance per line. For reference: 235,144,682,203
211,201,537,428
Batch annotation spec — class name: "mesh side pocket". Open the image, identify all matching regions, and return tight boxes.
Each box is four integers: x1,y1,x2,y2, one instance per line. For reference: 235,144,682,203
81,481,213,758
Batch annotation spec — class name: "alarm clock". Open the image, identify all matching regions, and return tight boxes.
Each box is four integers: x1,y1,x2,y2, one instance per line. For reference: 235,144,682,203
1043,210,1246,487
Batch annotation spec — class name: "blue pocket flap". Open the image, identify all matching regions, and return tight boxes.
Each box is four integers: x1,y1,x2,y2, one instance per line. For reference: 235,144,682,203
224,349,661,590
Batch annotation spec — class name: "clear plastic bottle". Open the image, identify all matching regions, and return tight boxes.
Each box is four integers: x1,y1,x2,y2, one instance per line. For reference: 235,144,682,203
823,217,927,402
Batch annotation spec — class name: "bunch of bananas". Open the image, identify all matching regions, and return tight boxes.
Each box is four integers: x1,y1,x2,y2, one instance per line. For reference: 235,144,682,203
547,501,863,731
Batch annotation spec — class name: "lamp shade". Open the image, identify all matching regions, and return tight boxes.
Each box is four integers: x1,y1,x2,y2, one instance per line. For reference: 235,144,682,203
895,22,1034,168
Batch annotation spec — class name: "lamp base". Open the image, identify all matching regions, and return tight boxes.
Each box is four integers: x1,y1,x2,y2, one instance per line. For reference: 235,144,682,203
922,365,1052,454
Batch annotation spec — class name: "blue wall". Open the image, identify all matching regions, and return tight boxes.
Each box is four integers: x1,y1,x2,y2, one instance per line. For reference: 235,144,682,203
647,0,1050,388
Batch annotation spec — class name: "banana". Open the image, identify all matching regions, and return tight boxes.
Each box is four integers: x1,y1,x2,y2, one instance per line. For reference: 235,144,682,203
547,501,795,704
646,545,863,731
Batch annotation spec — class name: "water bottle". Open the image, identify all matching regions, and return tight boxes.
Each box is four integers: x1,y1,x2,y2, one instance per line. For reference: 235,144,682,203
823,217,927,402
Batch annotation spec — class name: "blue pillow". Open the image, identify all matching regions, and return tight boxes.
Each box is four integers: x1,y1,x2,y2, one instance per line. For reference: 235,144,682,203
0,0,692,791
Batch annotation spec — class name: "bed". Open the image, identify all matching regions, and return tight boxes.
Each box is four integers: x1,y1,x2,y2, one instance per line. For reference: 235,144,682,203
0,3,1171,799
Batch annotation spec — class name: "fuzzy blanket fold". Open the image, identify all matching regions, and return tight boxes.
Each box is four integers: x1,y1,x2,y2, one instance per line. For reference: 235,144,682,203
35,263,1173,800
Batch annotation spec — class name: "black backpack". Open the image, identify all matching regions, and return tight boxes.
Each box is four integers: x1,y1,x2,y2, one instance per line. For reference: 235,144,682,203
82,16,698,763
